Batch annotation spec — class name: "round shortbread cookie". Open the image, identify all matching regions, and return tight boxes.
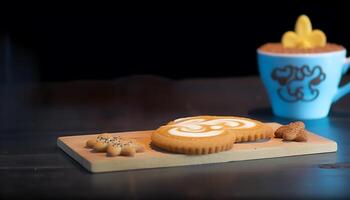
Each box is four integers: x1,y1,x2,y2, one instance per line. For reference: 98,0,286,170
151,116,273,155
152,116,236,154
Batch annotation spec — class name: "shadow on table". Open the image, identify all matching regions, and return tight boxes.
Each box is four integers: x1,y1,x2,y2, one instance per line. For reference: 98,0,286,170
329,110,350,119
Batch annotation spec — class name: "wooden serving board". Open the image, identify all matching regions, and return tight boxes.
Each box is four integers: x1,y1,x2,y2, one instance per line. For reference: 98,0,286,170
57,123,337,173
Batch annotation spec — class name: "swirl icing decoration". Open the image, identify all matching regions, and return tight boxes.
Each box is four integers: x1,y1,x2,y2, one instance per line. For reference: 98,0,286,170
167,117,256,137
282,15,326,48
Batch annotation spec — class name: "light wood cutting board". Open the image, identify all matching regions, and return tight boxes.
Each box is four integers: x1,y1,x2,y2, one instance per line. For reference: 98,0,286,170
57,123,337,173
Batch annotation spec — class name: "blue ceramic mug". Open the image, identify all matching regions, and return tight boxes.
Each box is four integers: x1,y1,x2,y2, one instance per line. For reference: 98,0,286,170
257,49,350,119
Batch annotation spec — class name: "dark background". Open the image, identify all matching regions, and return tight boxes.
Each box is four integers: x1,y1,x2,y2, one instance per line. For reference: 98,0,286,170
1,2,350,82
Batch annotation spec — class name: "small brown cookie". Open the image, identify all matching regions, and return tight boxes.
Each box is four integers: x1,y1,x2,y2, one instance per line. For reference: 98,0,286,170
86,134,144,157
106,138,144,157
275,121,304,138
275,121,308,142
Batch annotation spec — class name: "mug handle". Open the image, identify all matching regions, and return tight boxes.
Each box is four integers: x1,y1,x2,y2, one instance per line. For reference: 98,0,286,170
333,57,350,102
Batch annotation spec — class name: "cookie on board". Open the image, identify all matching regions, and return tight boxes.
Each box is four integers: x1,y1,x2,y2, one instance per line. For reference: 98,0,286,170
151,116,273,155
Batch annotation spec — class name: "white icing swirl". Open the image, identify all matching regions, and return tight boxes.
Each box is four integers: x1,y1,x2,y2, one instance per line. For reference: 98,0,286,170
168,117,256,137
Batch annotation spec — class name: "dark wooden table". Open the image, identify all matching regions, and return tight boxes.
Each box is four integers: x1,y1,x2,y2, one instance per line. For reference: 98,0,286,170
1,75,350,199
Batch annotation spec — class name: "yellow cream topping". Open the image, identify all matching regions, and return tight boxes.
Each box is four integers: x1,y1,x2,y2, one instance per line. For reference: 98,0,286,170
281,15,326,48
